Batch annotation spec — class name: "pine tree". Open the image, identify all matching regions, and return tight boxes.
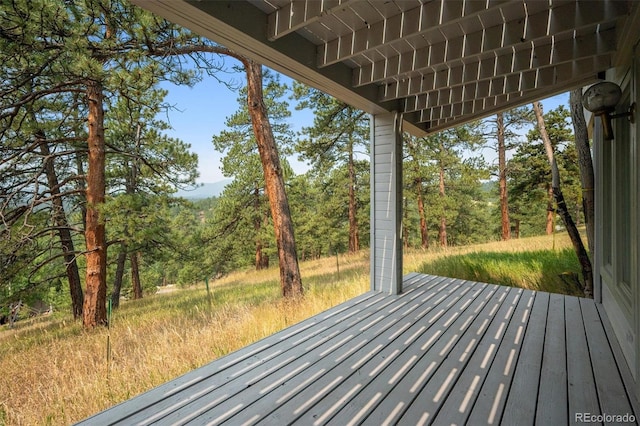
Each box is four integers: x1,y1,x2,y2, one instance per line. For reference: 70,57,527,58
1,0,219,326
533,101,592,297
482,107,532,240
293,84,369,253
212,69,302,296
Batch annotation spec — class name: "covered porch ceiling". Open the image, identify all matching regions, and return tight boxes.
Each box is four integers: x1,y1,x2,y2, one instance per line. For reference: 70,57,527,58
132,0,640,135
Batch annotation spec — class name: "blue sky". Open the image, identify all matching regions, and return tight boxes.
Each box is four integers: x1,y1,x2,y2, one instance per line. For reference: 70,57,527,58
160,71,314,184
160,68,570,184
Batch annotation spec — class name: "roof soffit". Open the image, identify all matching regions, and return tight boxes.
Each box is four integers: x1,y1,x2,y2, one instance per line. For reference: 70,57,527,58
132,0,639,135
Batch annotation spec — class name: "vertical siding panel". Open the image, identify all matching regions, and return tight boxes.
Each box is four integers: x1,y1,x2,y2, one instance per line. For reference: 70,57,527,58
370,112,403,294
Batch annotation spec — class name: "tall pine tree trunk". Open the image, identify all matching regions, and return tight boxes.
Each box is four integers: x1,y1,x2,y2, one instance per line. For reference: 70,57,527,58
497,112,511,240
255,240,269,269
75,152,88,232
546,184,554,235
82,80,108,328
438,160,447,248
254,186,269,270
243,60,303,298
403,196,409,249
37,136,84,319
111,249,127,309
347,139,359,252
416,178,429,249
534,101,593,297
131,252,142,299
569,89,595,254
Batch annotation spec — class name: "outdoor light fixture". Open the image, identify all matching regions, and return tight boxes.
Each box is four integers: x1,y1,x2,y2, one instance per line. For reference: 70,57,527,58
582,81,635,141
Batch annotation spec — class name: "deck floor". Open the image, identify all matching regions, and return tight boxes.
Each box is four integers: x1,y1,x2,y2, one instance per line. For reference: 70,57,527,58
81,274,639,425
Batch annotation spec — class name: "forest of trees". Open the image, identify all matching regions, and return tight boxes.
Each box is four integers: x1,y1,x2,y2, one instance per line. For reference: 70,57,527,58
1,0,592,326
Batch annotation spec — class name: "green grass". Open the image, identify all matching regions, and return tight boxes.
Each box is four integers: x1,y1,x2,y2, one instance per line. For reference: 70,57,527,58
416,247,583,295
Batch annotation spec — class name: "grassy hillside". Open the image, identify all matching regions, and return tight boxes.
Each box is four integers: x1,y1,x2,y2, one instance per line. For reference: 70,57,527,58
0,233,581,425
407,234,583,295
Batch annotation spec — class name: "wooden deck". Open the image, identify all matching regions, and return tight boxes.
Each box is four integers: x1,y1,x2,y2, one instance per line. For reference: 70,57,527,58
80,274,639,425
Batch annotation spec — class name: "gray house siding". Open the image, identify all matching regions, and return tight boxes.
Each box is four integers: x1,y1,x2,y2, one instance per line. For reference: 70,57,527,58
596,50,639,389
370,113,403,294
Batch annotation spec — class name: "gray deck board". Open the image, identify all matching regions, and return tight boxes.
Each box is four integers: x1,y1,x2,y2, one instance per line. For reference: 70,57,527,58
581,298,635,422
565,295,600,425
323,281,495,425
491,290,550,425
395,285,511,424
218,275,459,425
536,292,568,425
433,287,528,425
466,289,534,425
78,274,638,426
267,277,483,425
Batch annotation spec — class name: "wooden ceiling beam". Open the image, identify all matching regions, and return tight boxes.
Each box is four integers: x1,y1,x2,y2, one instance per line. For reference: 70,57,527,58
381,28,617,101
267,0,357,41
131,0,639,136
418,67,608,130
318,0,512,68
353,0,628,87
405,54,610,116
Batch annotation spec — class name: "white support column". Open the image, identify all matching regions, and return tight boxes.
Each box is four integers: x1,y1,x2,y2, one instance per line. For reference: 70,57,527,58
370,112,403,294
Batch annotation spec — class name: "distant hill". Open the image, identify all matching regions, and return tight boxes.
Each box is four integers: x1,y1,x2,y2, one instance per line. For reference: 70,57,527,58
175,180,232,199
481,180,497,194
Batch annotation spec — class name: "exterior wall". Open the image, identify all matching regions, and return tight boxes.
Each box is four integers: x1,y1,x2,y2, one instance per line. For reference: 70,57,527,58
636,48,640,395
370,112,403,294
596,48,639,386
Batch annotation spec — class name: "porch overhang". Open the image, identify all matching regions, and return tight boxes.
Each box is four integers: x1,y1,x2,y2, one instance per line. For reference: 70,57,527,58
132,0,639,136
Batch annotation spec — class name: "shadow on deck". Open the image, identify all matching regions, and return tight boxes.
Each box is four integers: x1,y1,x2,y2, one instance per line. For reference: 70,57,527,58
79,273,639,425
